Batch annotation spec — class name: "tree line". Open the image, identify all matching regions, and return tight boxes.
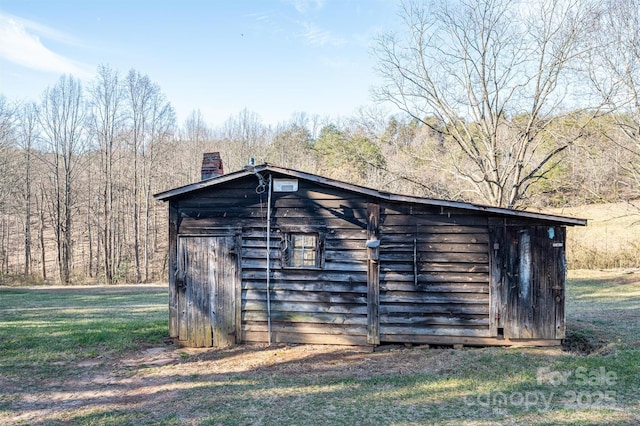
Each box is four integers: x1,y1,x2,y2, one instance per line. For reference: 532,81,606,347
0,0,638,284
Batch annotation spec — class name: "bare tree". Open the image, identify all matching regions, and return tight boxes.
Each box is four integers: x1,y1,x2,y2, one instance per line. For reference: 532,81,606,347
124,69,175,282
374,0,600,207
218,108,269,169
179,109,213,183
39,75,86,284
0,97,17,278
16,102,39,277
142,90,175,282
589,0,640,201
124,70,151,283
89,64,125,284
183,109,212,144
0,97,16,213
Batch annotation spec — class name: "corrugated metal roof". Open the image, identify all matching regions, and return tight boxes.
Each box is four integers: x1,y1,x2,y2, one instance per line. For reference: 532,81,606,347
154,163,587,226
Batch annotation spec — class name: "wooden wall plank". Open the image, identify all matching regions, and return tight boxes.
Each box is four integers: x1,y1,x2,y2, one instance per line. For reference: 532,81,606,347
243,280,368,293
242,300,368,315
379,325,492,337
503,227,521,339
243,322,367,336
168,201,178,338
555,227,567,339
243,289,367,304
379,335,560,346
381,216,488,227
488,221,504,337
380,314,489,326
380,292,488,304
379,303,489,315
234,234,243,345
517,230,533,339
242,269,367,283
380,252,489,263
380,282,489,293
243,331,369,346
380,271,489,283
210,236,237,347
380,224,488,234
367,203,380,345
243,311,368,325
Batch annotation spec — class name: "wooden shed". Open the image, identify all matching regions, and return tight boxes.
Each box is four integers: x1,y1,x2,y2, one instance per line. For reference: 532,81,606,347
154,163,586,348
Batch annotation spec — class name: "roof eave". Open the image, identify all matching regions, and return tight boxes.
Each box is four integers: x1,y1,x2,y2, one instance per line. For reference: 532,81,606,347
154,164,587,226
153,169,254,201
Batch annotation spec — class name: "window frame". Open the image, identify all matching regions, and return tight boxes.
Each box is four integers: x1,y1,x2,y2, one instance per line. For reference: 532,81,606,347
280,228,325,270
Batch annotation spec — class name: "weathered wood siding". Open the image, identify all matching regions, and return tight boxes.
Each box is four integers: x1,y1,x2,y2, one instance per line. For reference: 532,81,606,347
175,236,239,347
242,180,370,345
174,175,370,346
498,224,566,340
378,202,492,343
166,171,570,348
168,202,179,338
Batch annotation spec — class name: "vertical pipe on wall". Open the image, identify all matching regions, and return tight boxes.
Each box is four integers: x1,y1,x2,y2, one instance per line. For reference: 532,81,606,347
266,175,273,344
413,238,418,287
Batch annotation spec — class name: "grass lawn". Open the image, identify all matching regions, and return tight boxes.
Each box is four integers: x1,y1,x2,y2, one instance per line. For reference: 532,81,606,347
1,272,639,425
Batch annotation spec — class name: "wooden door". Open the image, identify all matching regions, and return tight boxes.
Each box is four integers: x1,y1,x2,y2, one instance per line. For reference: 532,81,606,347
177,236,238,347
501,226,566,340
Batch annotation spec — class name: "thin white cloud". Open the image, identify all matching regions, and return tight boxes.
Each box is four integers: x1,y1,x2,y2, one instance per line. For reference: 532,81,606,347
300,21,346,47
285,0,327,15
246,10,288,36
0,11,93,78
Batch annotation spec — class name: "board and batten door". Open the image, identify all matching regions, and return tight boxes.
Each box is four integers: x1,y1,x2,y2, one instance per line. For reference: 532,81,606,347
177,236,239,347
499,226,566,340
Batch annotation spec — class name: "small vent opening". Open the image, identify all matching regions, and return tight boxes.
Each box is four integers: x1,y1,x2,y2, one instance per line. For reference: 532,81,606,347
273,178,298,192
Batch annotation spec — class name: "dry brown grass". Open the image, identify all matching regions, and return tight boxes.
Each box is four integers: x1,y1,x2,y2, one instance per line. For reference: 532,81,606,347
547,200,640,269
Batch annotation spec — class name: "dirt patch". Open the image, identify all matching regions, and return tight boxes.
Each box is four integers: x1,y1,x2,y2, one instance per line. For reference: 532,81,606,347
562,328,607,355
155,342,452,379
5,342,470,425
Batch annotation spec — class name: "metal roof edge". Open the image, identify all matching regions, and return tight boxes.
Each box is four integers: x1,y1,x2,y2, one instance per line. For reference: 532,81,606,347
153,168,254,201
154,163,587,226
263,165,586,226
386,193,587,226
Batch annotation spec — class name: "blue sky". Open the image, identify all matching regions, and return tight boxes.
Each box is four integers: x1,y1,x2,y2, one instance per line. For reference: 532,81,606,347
0,0,402,126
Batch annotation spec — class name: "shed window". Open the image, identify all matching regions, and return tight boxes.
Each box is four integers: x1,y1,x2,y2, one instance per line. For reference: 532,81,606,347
283,232,324,268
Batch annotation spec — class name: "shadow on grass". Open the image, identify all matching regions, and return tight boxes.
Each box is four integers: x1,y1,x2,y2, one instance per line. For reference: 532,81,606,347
1,280,639,425
4,341,639,426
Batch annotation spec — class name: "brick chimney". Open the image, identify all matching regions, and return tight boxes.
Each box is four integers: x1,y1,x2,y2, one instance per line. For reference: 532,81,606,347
201,152,224,180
